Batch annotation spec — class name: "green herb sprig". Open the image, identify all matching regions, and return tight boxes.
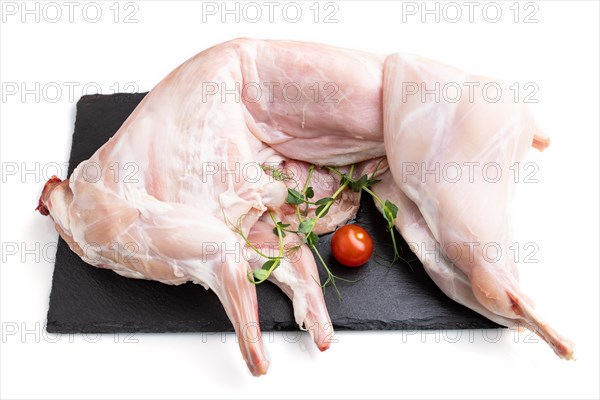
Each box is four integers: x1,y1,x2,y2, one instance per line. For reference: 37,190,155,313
229,161,403,299
287,164,358,299
327,160,401,267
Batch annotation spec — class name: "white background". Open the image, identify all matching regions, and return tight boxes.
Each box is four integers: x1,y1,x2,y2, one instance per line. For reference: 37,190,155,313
1,1,599,399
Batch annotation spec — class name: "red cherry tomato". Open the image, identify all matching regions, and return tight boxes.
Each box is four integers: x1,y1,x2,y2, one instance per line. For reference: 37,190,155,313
330,224,374,267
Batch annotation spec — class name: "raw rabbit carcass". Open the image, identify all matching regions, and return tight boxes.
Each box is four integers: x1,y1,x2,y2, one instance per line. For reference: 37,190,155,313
37,39,573,378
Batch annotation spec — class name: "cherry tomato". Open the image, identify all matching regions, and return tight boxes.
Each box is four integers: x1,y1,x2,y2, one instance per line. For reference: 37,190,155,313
330,224,374,267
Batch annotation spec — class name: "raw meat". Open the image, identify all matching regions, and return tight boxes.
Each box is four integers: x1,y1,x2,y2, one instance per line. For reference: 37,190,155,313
37,39,573,376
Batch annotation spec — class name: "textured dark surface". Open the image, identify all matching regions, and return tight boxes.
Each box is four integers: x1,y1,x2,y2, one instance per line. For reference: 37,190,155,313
46,93,501,333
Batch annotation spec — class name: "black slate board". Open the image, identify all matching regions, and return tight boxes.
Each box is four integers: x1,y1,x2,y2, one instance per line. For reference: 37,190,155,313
46,93,501,334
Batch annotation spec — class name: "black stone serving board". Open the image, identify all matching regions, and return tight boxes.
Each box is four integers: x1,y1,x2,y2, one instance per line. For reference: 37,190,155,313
46,93,501,334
